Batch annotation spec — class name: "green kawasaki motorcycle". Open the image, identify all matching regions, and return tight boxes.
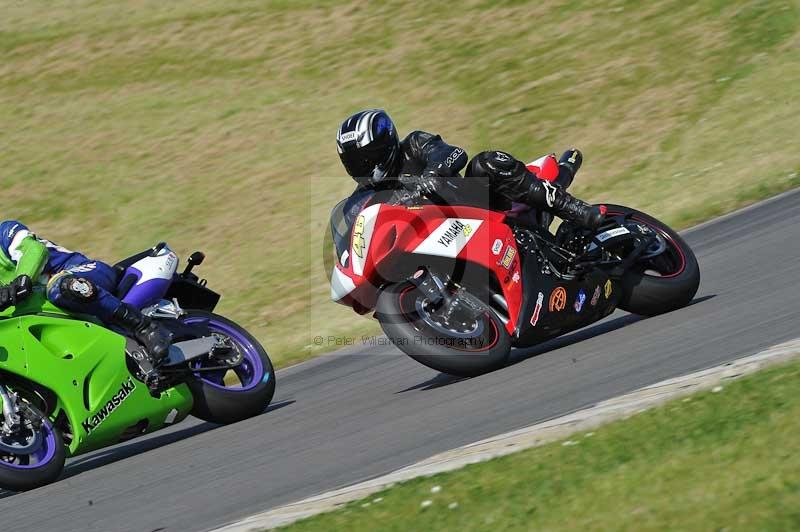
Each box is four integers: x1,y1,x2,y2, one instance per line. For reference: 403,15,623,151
0,244,275,491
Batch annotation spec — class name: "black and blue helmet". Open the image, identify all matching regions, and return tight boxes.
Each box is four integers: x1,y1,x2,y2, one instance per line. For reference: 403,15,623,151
336,109,401,186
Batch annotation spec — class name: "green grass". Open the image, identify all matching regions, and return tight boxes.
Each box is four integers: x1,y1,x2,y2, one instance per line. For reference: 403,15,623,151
279,359,800,531
1,0,798,366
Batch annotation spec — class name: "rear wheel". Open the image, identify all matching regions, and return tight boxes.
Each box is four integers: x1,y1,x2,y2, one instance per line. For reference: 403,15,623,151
606,205,700,316
0,401,65,491
182,311,275,424
376,282,511,377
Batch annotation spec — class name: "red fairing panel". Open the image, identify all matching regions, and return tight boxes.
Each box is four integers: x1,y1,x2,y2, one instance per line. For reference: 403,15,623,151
452,216,523,334
526,153,559,182
332,203,523,333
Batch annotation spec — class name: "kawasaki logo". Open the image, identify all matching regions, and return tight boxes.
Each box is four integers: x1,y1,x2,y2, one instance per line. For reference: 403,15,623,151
81,377,136,435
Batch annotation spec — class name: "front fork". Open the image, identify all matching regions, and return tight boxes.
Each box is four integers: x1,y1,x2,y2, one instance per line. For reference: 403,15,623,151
408,268,485,322
0,383,44,446
0,384,21,435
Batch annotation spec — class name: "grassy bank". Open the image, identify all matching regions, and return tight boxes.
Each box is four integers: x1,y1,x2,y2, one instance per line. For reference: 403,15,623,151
280,359,800,531
2,1,798,365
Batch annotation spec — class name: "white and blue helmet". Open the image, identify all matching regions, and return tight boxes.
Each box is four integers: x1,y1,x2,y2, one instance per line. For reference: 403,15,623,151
336,109,400,186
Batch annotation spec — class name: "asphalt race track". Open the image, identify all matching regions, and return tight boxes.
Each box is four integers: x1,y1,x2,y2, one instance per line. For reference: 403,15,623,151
2,190,799,532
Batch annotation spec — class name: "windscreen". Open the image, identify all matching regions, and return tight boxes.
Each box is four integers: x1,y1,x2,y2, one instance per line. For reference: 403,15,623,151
329,189,376,267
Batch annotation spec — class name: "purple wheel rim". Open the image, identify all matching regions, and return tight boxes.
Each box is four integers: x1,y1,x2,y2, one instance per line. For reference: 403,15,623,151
0,418,58,470
183,317,267,392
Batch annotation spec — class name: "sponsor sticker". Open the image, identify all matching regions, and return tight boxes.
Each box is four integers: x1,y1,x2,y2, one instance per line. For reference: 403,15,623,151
81,377,136,435
352,215,366,258
549,287,567,312
530,292,544,326
492,239,503,255
591,286,601,307
595,226,630,243
164,251,178,272
413,218,483,258
437,220,467,247
574,288,587,313
604,280,613,299
500,246,516,269
511,271,520,284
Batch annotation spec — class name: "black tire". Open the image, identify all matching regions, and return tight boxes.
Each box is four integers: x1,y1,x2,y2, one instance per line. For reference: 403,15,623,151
182,311,275,424
0,405,66,491
607,205,701,316
376,282,511,377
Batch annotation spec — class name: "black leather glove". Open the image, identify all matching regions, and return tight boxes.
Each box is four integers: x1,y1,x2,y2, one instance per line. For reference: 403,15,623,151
0,275,33,311
405,171,441,197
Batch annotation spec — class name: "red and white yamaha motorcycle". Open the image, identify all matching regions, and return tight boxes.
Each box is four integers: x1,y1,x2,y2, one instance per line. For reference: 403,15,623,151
329,156,700,376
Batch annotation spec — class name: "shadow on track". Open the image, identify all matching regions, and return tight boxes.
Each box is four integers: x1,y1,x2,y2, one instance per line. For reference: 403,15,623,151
396,314,645,394
397,294,716,393
508,313,644,365
396,373,470,393
63,421,220,479
63,399,295,479
683,294,716,307
0,399,296,498
509,294,716,366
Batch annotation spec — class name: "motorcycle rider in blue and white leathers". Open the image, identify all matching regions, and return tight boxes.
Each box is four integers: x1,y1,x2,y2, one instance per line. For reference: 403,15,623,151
0,221,171,362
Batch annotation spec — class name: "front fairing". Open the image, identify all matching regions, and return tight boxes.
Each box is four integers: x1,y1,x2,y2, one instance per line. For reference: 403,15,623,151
330,200,524,334
330,189,377,264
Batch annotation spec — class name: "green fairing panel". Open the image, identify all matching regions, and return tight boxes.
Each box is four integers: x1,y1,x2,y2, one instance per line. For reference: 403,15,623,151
0,292,194,456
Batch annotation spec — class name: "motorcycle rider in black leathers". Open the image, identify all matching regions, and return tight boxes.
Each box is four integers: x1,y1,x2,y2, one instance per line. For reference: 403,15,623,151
335,109,604,229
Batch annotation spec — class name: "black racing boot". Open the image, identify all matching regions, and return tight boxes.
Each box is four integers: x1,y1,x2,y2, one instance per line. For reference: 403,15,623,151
112,303,173,364
553,191,605,229
556,148,583,189
524,178,604,230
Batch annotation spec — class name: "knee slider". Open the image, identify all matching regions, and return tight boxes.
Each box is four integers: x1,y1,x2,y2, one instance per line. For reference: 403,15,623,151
58,276,98,303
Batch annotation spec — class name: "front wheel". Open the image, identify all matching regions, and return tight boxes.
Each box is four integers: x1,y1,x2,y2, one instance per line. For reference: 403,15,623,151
376,282,511,377
605,205,701,316
0,402,66,491
181,311,275,424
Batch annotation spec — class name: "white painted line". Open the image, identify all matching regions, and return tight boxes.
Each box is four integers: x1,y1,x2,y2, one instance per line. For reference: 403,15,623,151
212,338,800,532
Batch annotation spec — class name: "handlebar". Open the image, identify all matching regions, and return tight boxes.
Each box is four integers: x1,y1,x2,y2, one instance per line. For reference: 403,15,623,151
398,188,425,207
181,251,206,278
